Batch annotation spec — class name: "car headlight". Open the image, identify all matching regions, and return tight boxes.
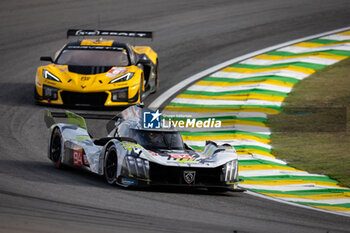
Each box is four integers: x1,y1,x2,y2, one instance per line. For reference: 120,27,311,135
43,69,61,82
125,156,149,179
222,160,238,182
109,73,134,84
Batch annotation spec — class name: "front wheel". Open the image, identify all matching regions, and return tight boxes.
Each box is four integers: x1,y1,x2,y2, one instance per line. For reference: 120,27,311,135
104,145,118,184
50,128,63,168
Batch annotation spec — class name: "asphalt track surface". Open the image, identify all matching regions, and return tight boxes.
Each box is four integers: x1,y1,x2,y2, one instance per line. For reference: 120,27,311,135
1,1,350,232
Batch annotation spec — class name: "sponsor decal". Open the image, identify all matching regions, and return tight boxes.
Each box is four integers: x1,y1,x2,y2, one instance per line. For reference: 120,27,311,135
83,154,89,165
167,153,199,163
183,170,196,184
106,67,128,78
75,30,100,36
148,150,159,156
73,146,83,166
56,65,68,72
121,178,136,185
73,30,150,38
67,45,124,50
81,76,90,81
168,153,194,160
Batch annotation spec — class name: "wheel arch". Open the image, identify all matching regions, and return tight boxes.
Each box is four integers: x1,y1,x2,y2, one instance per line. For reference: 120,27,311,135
99,139,123,175
48,126,65,168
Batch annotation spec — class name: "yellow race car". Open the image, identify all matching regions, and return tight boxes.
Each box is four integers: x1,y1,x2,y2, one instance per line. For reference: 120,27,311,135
34,29,158,107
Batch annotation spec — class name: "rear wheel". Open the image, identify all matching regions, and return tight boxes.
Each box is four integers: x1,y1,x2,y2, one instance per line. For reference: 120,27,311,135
50,128,63,168
104,145,118,184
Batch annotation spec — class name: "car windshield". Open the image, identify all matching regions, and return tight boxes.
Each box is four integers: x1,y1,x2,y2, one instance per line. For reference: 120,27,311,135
130,129,184,150
56,49,129,66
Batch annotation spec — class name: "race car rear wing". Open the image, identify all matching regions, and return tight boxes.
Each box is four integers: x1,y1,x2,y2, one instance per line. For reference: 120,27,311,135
67,29,153,39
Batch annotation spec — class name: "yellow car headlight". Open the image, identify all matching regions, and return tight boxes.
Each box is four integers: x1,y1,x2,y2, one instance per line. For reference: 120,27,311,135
43,69,61,82
109,73,134,84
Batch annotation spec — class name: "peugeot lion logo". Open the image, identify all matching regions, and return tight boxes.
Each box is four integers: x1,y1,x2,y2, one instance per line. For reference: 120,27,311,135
183,170,196,184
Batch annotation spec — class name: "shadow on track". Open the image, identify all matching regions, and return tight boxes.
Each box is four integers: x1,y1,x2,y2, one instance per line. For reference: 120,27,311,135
0,159,109,188
0,159,244,197
0,82,130,112
0,83,34,107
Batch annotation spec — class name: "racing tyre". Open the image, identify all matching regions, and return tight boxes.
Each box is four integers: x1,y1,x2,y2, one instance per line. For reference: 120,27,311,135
50,128,63,168
104,145,118,185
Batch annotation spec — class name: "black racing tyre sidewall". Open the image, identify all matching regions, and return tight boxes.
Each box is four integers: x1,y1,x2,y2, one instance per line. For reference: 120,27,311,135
104,145,118,185
50,127,63,168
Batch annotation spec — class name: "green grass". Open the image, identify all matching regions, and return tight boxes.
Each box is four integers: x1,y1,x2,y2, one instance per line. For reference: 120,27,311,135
268,58,350,187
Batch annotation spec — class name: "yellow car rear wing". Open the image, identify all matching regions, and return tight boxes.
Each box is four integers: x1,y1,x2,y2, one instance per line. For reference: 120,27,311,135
67,29,153,39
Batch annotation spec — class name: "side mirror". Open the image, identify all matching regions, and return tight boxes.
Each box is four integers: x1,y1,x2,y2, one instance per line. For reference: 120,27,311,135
40,56,54,63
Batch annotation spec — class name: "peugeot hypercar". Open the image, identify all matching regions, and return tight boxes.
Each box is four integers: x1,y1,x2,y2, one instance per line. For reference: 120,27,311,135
35,29,158,107
45,105,240,190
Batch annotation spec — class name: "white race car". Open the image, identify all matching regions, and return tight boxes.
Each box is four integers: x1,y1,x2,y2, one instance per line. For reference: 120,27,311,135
45,105,239,190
